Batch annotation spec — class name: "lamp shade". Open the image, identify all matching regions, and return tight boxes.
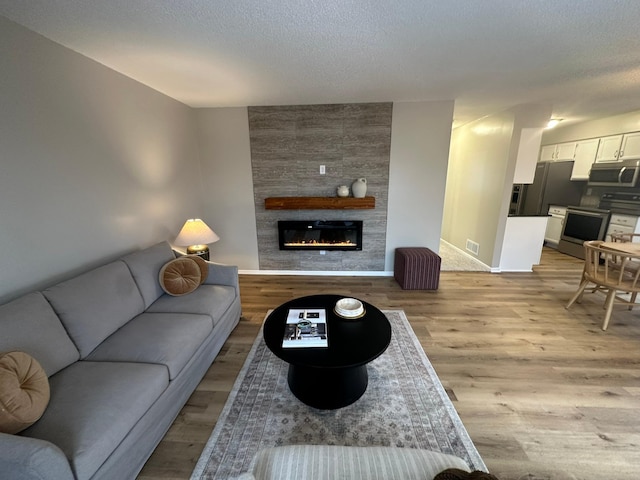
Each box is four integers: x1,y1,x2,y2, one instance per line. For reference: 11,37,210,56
174,219,220,247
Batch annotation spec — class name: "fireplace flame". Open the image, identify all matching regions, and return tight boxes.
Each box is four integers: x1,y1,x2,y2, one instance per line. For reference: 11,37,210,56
284,240,355,247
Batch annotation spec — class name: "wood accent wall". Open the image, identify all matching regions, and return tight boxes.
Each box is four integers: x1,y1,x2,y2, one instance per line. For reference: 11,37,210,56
249,103,392,271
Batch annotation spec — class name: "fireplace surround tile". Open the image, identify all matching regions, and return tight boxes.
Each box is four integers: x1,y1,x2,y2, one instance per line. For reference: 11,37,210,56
249,103,391,271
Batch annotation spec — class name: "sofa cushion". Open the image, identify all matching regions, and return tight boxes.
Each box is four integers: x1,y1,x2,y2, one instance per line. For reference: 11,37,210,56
43,261,145,358
0,292,79,376
22,361,168,480
159,257,201,296
86,312,213,380
121,241,176,308
147,284,237,327
0,434,75,480
0,352,50,434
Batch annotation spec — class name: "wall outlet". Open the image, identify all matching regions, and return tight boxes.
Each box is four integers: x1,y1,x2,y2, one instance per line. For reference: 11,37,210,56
465,239,479,255
320,165,326,175
319,250,326,255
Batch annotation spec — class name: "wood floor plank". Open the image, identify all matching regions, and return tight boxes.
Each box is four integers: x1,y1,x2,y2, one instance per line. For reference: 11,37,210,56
138,247,640,480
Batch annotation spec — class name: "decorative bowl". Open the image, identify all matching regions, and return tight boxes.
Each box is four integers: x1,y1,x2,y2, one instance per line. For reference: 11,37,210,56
334,297,365,319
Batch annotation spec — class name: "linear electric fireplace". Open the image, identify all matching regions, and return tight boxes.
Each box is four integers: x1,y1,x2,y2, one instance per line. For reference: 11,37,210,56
278,220,363,251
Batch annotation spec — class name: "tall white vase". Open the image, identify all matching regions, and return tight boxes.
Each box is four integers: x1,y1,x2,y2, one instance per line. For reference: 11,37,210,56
351,178,367,198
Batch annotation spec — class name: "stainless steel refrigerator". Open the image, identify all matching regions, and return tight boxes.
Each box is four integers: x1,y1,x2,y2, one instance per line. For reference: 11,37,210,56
520,161,584,215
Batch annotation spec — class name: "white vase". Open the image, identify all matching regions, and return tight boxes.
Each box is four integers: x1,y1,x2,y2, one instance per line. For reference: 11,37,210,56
351,178,367,198
337,185,349,197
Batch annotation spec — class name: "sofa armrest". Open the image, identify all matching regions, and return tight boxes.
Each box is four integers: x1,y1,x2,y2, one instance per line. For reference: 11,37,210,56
244,445,472,480
0,433,74,480
203,261,239,292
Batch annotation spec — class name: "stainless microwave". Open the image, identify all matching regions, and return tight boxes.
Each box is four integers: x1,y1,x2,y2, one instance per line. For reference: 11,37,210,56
588,159,640,187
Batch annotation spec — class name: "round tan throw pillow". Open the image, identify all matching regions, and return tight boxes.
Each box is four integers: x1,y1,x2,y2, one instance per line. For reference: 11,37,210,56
0,351,50,434
186,255,208,285
159,257,202,296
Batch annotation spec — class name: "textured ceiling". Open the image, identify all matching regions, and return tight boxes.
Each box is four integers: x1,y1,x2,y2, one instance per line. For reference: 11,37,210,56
2,1,640,126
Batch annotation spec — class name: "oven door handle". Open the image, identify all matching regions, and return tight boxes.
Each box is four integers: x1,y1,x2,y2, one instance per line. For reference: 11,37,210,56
566,209,609,218
618,167,626,183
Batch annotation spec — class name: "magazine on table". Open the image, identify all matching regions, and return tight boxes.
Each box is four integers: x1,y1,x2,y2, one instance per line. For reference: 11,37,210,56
282,309,328,348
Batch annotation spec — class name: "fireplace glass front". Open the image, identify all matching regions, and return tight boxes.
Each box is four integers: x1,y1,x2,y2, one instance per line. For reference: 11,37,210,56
278,220,363,251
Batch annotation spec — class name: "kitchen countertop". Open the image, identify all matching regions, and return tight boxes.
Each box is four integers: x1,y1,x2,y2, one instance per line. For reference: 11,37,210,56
508,214,550,217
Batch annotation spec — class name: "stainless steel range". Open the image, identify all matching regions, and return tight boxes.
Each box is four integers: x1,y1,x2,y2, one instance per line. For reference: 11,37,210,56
558,192,640,259
599,192,640,215
558,207,611,259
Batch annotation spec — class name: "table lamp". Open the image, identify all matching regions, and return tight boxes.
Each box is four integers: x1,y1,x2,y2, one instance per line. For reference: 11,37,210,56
174,218,220,260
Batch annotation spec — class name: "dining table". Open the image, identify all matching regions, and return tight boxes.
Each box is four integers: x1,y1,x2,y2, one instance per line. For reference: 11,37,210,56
600,241,640,255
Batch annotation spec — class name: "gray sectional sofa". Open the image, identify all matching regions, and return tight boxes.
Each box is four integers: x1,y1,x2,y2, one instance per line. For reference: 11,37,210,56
0,241,241,480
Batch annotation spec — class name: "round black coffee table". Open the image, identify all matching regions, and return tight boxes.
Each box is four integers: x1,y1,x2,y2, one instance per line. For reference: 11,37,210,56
263,294,392,409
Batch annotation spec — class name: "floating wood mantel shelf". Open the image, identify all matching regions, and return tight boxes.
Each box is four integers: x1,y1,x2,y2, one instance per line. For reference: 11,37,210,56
264,196,375,210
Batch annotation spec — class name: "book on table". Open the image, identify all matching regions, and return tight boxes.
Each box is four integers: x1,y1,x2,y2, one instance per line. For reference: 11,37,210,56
282,309,328,348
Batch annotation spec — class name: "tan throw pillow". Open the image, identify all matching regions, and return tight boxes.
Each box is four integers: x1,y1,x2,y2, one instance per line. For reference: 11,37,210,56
186,255,209,285
159,257,202,296
0,351,50,434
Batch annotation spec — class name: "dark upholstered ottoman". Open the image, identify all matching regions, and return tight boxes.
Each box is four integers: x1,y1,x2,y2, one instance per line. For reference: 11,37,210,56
394,247,441,290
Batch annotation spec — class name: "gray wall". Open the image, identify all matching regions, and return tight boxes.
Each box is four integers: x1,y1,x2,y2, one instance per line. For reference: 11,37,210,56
195,101,455,273
248,103,392,271
385,101,454,270
1,13,457,301
0,16,202,302
195,108,259,268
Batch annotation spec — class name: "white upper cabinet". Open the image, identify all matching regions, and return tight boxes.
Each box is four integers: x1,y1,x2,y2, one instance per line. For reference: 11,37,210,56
595,134,624,162
555,142,577,161
539,142,576,161
540,144,556,161
595,133,640,162
570,138,600,180
619,132,640,161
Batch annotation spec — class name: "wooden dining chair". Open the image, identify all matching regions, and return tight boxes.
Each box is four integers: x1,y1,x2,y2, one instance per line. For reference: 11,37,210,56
610,232,640,243
566,240,640,330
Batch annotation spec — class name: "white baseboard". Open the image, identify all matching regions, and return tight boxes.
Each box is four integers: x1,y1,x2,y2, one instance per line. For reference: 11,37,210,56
239,270,394,276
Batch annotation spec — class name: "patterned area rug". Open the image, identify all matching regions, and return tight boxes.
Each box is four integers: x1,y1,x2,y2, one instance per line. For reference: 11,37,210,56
191,310,485,479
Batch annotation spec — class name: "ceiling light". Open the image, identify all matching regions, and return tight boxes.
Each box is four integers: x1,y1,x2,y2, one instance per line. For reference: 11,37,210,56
546,118,562,129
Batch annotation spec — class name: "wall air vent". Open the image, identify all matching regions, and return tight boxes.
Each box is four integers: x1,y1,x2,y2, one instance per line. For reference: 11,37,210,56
465,239,479,256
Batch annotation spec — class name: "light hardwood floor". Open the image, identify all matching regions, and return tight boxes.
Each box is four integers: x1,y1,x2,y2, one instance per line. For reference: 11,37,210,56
138,248,640,480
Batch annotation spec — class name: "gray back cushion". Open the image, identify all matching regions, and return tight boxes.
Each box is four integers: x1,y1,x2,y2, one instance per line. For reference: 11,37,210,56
0,292,79,376
43,261,145,358
121,241,175,309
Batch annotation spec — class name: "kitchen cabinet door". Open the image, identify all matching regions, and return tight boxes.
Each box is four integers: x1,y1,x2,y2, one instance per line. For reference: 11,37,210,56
555,142,576,161
619,132,640,161
540,144,556,161
571,138,599,180
595,134,623,162
540,142,576,162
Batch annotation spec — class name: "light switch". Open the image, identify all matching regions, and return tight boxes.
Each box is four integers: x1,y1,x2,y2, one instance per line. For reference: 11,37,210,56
320,165,326,175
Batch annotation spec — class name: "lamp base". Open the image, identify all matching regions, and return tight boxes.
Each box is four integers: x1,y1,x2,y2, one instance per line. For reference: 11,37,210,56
186,245,210,261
